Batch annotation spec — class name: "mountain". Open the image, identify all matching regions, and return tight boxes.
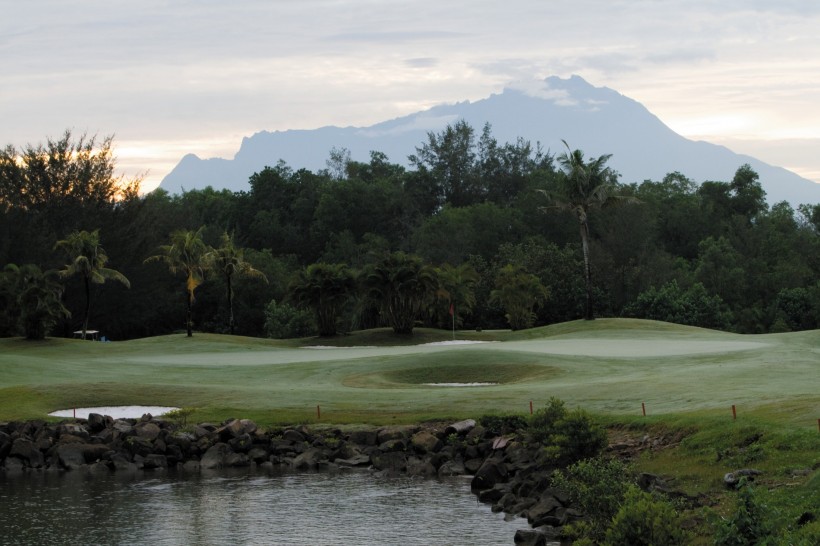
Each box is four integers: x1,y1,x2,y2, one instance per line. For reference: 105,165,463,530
160,75,820,205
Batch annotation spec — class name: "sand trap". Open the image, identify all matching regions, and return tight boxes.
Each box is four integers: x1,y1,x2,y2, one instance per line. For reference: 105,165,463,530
506,339,769,357
424,383,498,387
49,406,178,419
421,340,494,346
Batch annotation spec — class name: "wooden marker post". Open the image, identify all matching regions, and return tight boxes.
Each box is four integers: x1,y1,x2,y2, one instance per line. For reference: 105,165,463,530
317,405,321,420
732,405,737,420
642,402,646,417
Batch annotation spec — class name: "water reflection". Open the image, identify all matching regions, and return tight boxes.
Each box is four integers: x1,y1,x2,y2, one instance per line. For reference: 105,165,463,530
0,468,530,545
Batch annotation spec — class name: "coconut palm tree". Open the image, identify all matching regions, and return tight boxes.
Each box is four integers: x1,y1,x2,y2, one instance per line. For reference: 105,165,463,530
362,252,438,335
290,262,355,337
54,229,130,339
539,141,637,320
207,232,268,335
145,227,210,337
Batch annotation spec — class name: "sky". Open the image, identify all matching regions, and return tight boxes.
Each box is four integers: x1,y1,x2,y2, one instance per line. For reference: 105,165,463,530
3,1,820,193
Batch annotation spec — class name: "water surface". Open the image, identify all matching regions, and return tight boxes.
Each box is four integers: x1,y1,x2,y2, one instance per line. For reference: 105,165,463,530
0,468,530,545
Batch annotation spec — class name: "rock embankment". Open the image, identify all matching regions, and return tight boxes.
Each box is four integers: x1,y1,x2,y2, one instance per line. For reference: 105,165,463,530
2,414,583,544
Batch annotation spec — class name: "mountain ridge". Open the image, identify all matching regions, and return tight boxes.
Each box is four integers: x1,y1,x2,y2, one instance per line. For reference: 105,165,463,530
160,76,820,205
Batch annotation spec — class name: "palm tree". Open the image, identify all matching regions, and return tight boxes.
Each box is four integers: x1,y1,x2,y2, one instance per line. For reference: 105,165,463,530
435,262,479,329
54,229,130,339
290,262,355,336
4,263,71,340
489,264,548,331
207,232,268,335
362,252,439,334
145,227,210,337
539,141,637,320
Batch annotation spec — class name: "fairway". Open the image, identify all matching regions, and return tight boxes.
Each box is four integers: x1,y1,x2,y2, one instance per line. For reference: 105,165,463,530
1,319,817,426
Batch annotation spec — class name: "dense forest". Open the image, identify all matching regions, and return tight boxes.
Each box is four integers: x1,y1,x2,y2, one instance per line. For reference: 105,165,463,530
1,124,819,340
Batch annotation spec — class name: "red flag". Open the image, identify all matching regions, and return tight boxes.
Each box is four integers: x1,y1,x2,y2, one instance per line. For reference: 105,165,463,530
448,302,454,316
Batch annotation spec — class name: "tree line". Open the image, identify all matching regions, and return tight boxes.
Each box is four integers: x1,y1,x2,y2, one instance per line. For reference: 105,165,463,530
1,124,818,340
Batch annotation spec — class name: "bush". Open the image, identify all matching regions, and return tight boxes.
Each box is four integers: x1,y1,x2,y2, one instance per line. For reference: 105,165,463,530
604,486,689,545
552,457,633,542
713,480,776,546
478,413,528,436
529,397,607,465
264,299,316,339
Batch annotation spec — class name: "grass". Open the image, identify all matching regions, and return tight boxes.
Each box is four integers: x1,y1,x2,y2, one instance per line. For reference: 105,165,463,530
1,318,817,542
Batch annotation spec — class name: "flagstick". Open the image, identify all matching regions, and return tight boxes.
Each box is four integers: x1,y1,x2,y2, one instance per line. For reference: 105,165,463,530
452,303,455,340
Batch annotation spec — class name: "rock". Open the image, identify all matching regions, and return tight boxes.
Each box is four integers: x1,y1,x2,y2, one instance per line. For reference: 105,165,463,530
224,452,250,467
239,419,258,435
464,458,484,474
292,448,324,470
143,454,168,469
514,529,547,546
248,447,269,464
526,496,563,526
182,460,201,472
347,430,378,446
135,422,161,441
217,419,245,441
471,457,508,491
478,484,508,503
3,456,25,473
437,459,466,477
637,472,670,492
724,468,762,488
371,451,407,472
406,457,437,477
109,452,136,471
445,419,476,436
87,413,107,433
377,425,416,444
56,444,88,470
228,433,254,453
282,429,306,443
411,430,442,454
10,438,44,468
58,423,90,441
378,439,406,452
0,430,13,462
201,443,232,469
335,454,371,467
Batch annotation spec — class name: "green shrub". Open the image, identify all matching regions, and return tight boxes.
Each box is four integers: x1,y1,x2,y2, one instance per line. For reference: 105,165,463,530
264,299,316,338
713,480,776,546
552,457,633,542
529,397,607,465
604,486,689,545
478,413,527,435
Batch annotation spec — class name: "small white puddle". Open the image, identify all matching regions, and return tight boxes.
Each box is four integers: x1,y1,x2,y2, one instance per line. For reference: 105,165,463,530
423,383,498,387
49,406,178,419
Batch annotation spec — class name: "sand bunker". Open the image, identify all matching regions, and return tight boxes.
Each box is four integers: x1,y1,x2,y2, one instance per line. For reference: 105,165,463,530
49,406,178,419
423,382,498,387
507,339,769,358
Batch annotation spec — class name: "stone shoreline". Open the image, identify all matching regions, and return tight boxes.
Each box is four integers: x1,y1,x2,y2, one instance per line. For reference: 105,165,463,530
0,414,598,546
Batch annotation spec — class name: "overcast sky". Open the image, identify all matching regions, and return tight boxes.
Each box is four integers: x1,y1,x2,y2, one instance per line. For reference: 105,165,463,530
3,1,820,192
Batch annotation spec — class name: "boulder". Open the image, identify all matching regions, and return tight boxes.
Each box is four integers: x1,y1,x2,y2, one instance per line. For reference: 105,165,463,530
437,459,466,477
371,451,407,472
724,468,762,488
406,457,437,477
201,443,232,470
10,438,44,468
445,419,476,436
0,430,13,462
347,430,378,446
225,452,250,467
292,448,324,470
411,430,442,454
228,433,253,453
135,422,161,441
514,529,548,546
471,456,508,491
217,419,245,441
335,454,371,467
87,413,108,433
58,423,90,441
56,444,88,470
142,454,168,469
282,429,306,443
377,425,416,444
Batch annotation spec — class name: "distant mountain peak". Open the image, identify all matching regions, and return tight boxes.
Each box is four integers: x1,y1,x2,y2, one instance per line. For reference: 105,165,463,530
159,76,820,205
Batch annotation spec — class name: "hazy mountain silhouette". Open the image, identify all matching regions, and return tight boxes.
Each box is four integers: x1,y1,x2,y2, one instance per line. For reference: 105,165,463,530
160,75,820,205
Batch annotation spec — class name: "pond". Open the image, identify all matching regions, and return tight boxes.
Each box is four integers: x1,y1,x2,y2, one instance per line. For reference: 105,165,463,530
0,468,532,545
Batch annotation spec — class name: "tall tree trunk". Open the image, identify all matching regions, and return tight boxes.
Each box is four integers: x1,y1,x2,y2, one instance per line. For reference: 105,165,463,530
82,275,91,339
580,219,594,320
186,290,193,337
227,274,234,335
